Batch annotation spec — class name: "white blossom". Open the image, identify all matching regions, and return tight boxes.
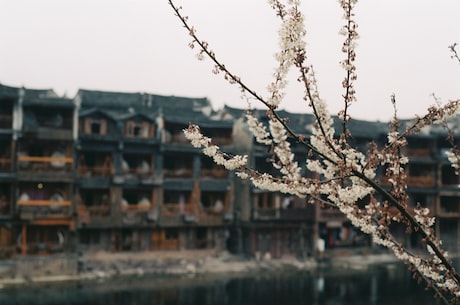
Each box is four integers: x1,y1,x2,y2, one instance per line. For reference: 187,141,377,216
246,112,272,145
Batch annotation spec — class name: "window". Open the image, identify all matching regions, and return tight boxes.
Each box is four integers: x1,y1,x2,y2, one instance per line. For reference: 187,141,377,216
257,193,279,209
125,121,154,138
91,121,100,134
84,118,107,135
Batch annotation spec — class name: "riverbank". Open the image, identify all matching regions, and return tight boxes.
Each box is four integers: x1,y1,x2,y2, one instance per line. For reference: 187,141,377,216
0,248,398,287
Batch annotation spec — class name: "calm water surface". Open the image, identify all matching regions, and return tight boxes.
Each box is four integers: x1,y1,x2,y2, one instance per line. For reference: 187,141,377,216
0,264,436,305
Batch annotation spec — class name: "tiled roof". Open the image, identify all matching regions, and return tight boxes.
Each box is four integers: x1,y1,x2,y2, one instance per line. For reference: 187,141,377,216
0,84,72,107
226,106,391,138
77,89,144,110
23,88,58,99
221,105,245,119
150,94,225,126
338,117,389,138
3,85,457,138
115,112,156,122
23,97,74,108
77,89,225,126
148,94,210,111
78,108,118,121
77,89,211,113
0,84,59,101
0,84,19,98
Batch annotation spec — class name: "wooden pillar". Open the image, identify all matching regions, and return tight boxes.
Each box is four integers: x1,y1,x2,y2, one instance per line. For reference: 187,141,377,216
21,224,26,256
192,155,200,179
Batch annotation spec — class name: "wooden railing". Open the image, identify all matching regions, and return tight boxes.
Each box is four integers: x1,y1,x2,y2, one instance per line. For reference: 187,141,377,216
122,167,154,176
79,165,113,177
17,200,71,207
162,203,194,216
200,168,227,178
163,169,193,178
404,147,431,158
18,156,73,172
18,156,73,163
87,205,110,216
406,176,435,187
121,204,152,212
380,175,436,187
255,208,279,219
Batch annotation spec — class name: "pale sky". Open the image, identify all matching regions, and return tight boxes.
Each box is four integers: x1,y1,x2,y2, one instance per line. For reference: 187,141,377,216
1,0,459,121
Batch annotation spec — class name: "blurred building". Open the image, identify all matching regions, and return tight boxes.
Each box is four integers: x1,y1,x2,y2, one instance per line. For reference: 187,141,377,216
0,83,459,259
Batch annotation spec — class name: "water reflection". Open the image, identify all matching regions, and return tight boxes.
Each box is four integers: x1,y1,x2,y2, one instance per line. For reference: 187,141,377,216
0,264,435,305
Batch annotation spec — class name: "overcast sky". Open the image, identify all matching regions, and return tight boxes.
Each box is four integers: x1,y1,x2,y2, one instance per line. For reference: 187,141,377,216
1,0,459,121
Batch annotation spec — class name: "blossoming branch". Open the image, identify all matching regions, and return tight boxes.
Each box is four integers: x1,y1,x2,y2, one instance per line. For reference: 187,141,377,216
169,0,460,302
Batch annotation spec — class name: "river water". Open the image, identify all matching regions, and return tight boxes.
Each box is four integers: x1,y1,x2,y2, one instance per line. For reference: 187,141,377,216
0,264,436,305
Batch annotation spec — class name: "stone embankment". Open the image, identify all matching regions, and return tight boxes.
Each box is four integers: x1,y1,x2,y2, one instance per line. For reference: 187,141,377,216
0,249,398,287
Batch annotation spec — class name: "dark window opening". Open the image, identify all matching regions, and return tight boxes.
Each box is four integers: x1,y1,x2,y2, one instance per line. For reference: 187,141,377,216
91,121,101,134
80,230,101,245
165,229,178,240
134,125,142,136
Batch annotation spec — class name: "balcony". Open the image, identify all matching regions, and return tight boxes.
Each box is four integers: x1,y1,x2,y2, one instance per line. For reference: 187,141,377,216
200,168,228,179
121,204,152,212
163,169,193,178
162,203,194,216
17,155,74,180
198,190,230,225
406,175,436,188
78,155,113,186
17,199,71,207
121,157,155,181
17,182,72,219
403,147,431,158
17,199,71,220
121,203,156,225
76,204,111,227
18,155,73,168
254,208,279,220
198,207,231,226
79,164,113,177
87,205,111,216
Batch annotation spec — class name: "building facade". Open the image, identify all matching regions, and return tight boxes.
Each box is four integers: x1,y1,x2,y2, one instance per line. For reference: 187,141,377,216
0,83,459,260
